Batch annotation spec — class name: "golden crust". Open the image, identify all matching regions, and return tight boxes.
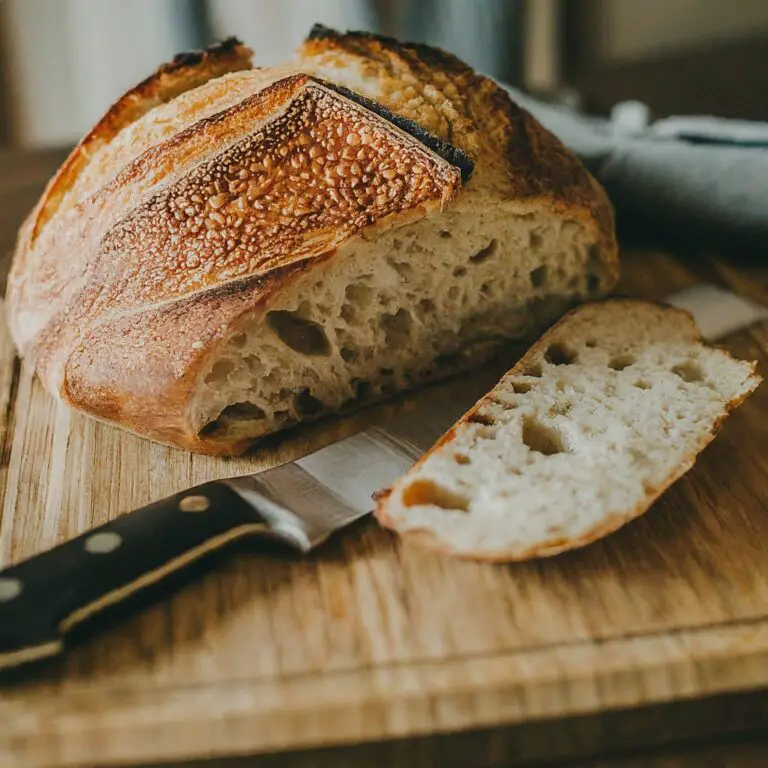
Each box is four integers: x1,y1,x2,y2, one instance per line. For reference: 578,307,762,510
374,300,762,560
28,38,254,245
64,264,308,456
8,28,619,455
13,73,463,454
79,75,462,310
301,27,618,284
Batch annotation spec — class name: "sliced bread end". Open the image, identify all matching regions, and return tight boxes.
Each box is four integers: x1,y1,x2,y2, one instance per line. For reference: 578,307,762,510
374,299,762,561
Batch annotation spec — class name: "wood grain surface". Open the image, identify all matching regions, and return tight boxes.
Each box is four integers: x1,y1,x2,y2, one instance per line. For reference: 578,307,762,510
145,729,768,768
1,150,768,768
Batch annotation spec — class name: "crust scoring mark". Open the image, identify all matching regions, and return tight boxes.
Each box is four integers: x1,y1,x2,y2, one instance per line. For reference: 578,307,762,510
318,80,474,183
160,37,246,74
97,76,463,309
9,26,621,459
29,36,254,244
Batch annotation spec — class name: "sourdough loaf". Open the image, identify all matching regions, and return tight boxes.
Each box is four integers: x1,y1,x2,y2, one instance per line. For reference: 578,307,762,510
375,300,761,560
7,27,618,455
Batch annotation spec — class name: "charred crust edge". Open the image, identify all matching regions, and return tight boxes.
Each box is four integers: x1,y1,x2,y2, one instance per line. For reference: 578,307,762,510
316,78,474,183
163,36,247,74
306,24,469,74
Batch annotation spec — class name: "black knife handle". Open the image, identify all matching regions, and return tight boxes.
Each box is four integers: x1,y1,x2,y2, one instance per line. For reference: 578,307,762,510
0,481,299,673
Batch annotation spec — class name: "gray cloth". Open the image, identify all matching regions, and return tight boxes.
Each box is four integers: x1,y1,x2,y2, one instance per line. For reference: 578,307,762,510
504,86,768,251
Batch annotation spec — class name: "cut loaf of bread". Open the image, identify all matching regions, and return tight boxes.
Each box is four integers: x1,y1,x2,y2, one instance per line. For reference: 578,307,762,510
375,300,761,561
6,27,617,455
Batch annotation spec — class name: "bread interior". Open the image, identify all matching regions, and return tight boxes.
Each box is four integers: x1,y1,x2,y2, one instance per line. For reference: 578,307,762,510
191,204,609,442
375,301,759,560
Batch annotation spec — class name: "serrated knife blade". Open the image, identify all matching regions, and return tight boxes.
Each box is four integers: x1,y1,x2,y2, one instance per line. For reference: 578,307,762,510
1,284,765,672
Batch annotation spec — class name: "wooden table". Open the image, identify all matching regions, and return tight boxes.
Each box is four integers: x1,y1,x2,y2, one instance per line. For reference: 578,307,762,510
1,148,768,768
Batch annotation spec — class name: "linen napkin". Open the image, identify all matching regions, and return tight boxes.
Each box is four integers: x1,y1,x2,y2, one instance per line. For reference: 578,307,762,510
503,86,768,252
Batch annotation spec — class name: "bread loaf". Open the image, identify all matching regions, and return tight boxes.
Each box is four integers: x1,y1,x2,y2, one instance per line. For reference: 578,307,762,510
375,300,761,560
7,27,618,455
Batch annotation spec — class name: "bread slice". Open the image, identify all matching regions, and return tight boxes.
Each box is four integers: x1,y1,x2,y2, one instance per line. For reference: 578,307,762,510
7,28,617,455
375,300,761,561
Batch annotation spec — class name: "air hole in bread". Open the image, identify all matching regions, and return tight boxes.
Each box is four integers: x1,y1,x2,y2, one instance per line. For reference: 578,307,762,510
223,402,266,421
511,381,532,394
585,339,597,348
205,358,235,384
439,230,452,239
453,266,467,277
634,379,651,390
474,425,498,440
544,343,577,366
402,479,469,511
550,401,573,416
530,231,544,250
609,354,635,371
345,282,374,309
470,238,498,264
488,393,515,408
340,347,357,363
231,333,247,349
419,298,435,314
524,362,543,377
481,283,491,295
295,388,324,416
199,420,221,436
672,361,703,383
468,410,495,426
454,453,471,465
199,401,267,436
522,417,567,456
340,304,355,322
382,308,413,345
381,368,395,376
530,265,548,287
388,259,413,277
267,310,331,357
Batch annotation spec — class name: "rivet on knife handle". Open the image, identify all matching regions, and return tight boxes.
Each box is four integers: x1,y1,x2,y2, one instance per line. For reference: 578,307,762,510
0,481,308,672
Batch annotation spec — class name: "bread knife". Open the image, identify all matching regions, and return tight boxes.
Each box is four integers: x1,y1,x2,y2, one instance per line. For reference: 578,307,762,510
0,283,765,672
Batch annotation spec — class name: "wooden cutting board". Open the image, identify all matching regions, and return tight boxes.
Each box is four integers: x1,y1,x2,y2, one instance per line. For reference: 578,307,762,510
1,245,768,768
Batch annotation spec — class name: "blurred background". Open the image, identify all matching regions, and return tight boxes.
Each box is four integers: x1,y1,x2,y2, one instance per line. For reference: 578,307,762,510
0,0,767,149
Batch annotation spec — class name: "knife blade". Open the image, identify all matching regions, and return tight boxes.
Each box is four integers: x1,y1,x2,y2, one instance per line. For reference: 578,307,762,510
1,284,765,672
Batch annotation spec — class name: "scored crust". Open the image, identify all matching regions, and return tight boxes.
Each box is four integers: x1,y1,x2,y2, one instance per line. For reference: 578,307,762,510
374,300,762,561
28,38,254,246
7,27,619,455
8,37,255,363
13,75,466,454
300,24,618,269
